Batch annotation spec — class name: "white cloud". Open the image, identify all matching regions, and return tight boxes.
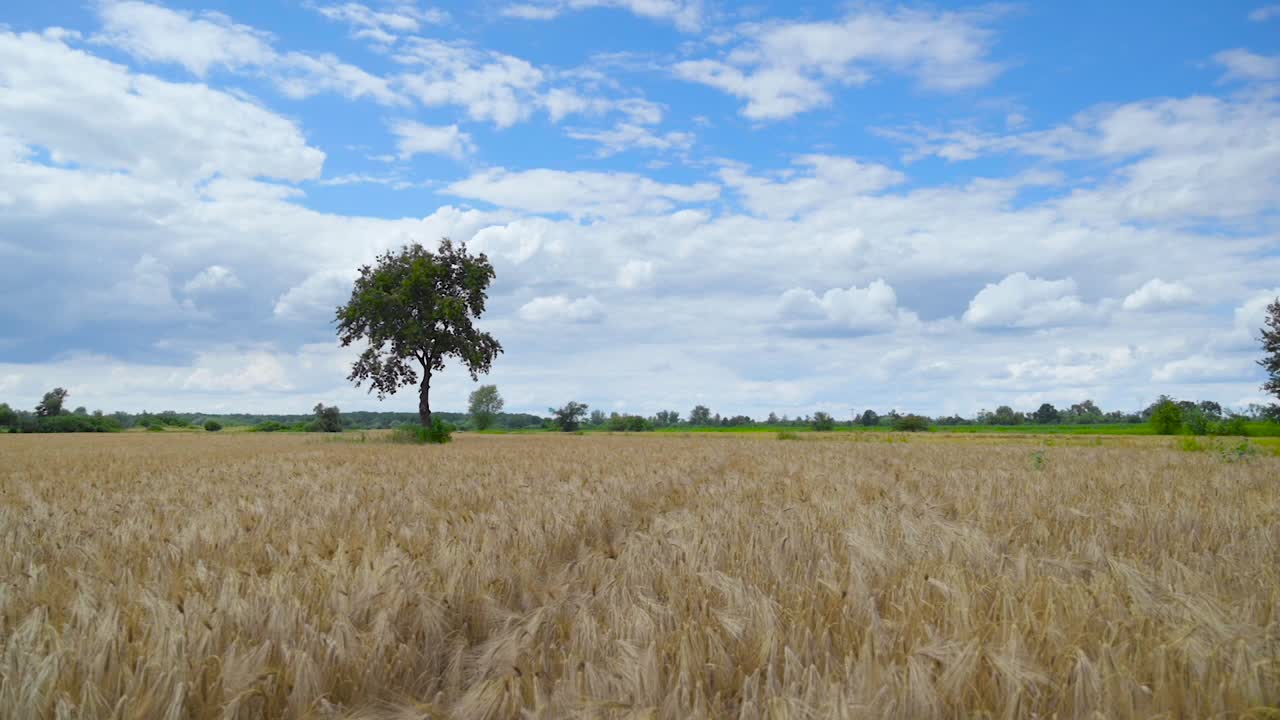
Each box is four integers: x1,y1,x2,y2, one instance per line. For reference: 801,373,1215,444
443,168,718,217
777,280,918,333
391,120,474,159
616,260,654,289
312,2,448,43
94,0,274,76
518,295,605,323
963,273,1091,328
721,155,905,218
185,265,243,293
1122,278,1194,311
566,123,694,156
394,38,544,128
1214,48,1280,82
1249,5,1280,21
501,0,704,31
0,30,325,182
95,1,402,104
675,8,1001,119
1152,354,1255,383
273,270,357,321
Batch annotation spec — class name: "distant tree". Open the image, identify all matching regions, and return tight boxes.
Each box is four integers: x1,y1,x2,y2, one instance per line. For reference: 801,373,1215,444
0,403,15,427
1196,401,1223,421
766,411,779,424
313,403,343,432
653,410,680,427
991,405,1024,425
467,384,504,430
1259,297,1280,401
859,409,880,427
1033,403,1060,424
36,388,69,417
1067,400,1103,424
203,420,223,432
811,411,836,431
71,406,88,416
550,401,589,432
336,239,502,428
1149,396,1183,435
892,414,930,432
588,409,606,426
689,405,712,425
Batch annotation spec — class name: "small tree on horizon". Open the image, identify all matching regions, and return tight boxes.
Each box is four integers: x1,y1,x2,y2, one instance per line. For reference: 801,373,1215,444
550,401,589,432
811,411,836,431
36,388,69,417
313,403,343,432
468,384,504,430
336,239,502,428
1260,297,1280,401
689,405,712,425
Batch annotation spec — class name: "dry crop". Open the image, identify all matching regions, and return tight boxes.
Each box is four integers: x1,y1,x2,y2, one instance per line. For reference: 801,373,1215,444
1,432,1278,718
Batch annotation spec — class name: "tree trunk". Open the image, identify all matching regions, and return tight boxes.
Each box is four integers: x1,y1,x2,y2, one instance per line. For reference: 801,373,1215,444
418,371,432,427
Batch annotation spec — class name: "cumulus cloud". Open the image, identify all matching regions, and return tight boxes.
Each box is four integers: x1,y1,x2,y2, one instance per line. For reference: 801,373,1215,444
1152,354,1256,383
501,0,704,31
94,1,401,104
675,8,1001,119
311,2,448,44
0,29,325,182
184,265,243,293
1214,48,1280,82
1122,278,1194,311
273,270,356,321
443,168,718,217
391,120,474,159
616,260,655,289
518,295,605,323
963,273,1091,328
394,38,544,128
777,280,919,334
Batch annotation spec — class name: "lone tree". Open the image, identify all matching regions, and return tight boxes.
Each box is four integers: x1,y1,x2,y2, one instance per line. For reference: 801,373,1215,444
313,403,343,432
36,388,69,417
1260,297,1280,400
467,384,504,431
337,239,502,427
550,401,589,432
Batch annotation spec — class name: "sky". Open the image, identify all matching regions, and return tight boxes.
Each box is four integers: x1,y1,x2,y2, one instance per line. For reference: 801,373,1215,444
1,1,1279,419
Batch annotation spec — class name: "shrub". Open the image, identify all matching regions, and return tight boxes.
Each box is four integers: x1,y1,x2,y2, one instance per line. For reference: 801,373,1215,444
204,420,223,432
252,421,288,433
892,414,930,432
1149,400,1182,435
146,424,165,432
1179,436,1206,452
1212,416,1249,437
811,412,836,431
390,418,454,445
33,415,123,433
1183,409,1211,436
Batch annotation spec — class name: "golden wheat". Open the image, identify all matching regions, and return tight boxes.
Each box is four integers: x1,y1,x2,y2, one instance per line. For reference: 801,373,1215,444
0,432,1277,718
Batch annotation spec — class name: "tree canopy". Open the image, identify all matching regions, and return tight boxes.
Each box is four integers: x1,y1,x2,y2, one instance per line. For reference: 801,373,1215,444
468,385,504,431
1261,297,1280,401
36,388,69,417
336,239,502,427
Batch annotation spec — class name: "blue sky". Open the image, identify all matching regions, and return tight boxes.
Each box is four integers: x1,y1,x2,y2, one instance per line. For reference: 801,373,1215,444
1,0,1278,418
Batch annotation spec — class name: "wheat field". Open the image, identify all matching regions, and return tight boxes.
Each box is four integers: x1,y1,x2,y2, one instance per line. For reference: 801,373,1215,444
0,432,1277,719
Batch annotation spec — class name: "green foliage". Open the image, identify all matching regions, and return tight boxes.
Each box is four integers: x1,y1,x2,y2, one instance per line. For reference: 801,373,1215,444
1183,408,1211,436
203,420,223,432
606,414,653,432
1213,416,1249,437
811,412,835,431
859,409,880,427
313,403,343,432
252,421,289,433
467,384,504,430
1260,296,1280,400
892,414,930,432
36,387,69,417
390,418,454,444
1218,439,1260,463
337,239,502,427
1030,450,1047,470
32,415,122,433
0,402,15,427
688,405,712,425
550,401,589,432
1149,397,1183,435
1033,403,1060,424
1179,436,1207,452
146,424,165,432
776,430,800,441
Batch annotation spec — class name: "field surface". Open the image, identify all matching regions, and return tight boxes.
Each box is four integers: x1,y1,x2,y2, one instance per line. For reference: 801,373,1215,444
1,432,1278,719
